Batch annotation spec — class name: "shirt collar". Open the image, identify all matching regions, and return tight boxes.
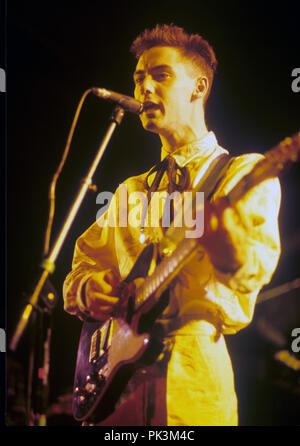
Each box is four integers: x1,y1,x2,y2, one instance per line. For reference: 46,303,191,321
160,131,225,167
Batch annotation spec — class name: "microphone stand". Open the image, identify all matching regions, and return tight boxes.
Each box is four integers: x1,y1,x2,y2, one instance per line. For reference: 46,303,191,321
9,104,126,424
25,279,58,426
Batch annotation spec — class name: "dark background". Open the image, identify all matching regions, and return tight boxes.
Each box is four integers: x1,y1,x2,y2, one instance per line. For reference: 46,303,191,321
4,0,300,426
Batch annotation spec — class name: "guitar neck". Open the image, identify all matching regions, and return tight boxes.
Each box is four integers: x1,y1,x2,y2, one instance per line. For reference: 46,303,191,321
227,134,300,205
134,237,199,311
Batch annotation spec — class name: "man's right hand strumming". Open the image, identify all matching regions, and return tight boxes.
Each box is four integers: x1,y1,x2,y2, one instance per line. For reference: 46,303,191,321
84,269,121,321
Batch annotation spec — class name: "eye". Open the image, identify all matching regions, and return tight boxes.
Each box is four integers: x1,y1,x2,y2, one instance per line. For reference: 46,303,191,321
154,72,170,81
134,76,144,85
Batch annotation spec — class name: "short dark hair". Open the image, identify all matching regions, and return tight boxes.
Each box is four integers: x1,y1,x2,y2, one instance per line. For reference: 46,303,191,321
130,24,218,100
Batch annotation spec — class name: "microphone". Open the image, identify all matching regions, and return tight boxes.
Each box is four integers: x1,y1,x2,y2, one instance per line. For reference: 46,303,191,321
92,87,143,114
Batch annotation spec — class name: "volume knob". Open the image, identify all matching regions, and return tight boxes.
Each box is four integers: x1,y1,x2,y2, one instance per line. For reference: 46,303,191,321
74,387,88,405
86,373,98,384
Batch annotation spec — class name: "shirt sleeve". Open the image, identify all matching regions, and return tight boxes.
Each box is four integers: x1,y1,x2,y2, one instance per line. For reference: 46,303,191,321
208,154,281,333
62,188,121,320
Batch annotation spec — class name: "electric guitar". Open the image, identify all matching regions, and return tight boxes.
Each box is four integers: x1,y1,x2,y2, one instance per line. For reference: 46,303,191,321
73,132,300,423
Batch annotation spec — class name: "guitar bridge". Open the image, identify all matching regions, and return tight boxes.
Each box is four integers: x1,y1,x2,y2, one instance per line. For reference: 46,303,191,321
89,318,114,364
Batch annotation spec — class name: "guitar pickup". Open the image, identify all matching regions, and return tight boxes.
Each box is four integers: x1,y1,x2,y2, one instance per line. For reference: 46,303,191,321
89,319,114,364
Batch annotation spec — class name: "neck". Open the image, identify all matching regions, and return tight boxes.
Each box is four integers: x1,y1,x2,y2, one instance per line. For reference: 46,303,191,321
159,120,209,154
158,103,208,153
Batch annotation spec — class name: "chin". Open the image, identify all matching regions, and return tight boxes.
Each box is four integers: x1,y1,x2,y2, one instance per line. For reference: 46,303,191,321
141,117,160,134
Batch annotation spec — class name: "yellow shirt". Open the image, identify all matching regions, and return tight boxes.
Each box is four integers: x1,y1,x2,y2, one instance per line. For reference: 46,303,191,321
63,131,281,425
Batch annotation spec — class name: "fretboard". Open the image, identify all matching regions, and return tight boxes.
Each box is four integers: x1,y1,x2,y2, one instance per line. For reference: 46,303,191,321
134,237,199,311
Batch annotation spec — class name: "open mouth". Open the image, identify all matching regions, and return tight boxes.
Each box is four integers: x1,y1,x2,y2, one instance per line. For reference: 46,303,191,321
142,101,161,113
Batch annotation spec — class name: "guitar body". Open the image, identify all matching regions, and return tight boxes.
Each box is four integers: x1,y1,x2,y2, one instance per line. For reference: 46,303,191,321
73,243,169,422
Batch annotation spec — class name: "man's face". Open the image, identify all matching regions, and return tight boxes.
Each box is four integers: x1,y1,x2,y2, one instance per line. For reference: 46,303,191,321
133,46,200,137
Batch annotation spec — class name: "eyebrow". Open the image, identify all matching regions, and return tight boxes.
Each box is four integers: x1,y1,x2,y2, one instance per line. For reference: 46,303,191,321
133,64,174,78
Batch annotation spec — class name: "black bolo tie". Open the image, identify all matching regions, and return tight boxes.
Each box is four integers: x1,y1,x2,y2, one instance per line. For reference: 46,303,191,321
141,155,190,232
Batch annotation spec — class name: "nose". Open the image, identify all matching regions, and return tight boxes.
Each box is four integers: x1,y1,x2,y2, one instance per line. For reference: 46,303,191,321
138,75,155,97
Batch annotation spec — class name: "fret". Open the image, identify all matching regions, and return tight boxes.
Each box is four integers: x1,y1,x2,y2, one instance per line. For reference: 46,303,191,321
134,237,199,312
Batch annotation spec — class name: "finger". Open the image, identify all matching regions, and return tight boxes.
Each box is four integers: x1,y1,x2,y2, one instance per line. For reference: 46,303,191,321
88,307,114,322
103,269,119,284
100,280,117,295
88,291,119,305
88,276,118,295
87,299,117,319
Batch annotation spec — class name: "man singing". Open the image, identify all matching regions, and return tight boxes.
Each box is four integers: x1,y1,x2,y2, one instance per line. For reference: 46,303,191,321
63,24,281,425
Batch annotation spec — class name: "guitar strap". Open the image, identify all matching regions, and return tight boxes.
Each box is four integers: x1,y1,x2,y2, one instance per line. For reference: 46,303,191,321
194,152,233,202
161,152,233,251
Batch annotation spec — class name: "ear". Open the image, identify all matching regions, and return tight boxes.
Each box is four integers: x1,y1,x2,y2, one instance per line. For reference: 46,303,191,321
191,76,209,101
